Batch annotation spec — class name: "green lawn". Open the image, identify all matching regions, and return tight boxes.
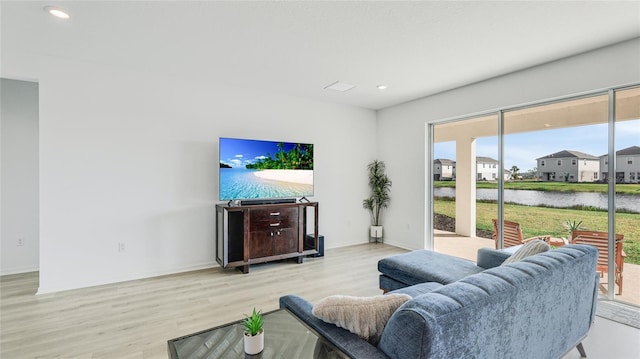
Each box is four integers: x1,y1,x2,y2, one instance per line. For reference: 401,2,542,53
435,180,640,195
434,198,640,264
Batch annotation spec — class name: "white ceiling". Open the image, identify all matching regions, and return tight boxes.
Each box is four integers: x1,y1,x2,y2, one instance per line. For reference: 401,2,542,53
2,1,639,110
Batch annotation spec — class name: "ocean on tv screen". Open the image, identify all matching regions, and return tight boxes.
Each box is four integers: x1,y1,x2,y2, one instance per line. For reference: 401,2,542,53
219,168,313,200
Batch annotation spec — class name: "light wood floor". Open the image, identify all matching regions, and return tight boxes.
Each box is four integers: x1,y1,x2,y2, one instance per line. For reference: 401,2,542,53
3,243,639,359
1,243,407,358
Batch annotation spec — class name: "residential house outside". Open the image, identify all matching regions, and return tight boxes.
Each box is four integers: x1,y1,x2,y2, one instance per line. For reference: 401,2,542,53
476,156,499,181
600,146,640,183
598,154,607,182
503,169,513,181
435,157,504,181
537,150,600,182
434,158,455,180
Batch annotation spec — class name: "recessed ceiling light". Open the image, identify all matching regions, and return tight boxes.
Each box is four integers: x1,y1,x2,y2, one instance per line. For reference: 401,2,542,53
43,6,70,19
544,123,552,128
377,85,388,90
324,81,355,92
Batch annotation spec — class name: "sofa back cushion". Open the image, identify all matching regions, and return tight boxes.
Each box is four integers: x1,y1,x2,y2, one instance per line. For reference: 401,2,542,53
378,245,598,359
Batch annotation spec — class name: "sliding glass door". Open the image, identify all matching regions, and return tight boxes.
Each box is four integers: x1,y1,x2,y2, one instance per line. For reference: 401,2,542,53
428,84,639,308
432,115,498,257
503,94,609,246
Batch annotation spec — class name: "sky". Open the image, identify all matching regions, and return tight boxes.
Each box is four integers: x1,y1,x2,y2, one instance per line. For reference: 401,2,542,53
219,137,311,168
435,120,640,172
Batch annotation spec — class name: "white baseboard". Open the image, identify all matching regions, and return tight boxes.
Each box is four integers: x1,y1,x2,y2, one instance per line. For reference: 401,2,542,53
0,265,39,276
324,238,413,252
379,240,415,251
36,261,218,295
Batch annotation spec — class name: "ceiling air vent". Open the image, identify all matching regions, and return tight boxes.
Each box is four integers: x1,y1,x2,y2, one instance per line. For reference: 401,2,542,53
324,81,355,92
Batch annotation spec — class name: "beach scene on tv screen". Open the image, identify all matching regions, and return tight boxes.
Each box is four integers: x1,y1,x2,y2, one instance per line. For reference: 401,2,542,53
219,138,314,200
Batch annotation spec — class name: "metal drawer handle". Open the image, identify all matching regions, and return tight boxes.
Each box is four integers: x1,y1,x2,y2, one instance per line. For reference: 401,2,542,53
270,212,280,216
270,223,281,227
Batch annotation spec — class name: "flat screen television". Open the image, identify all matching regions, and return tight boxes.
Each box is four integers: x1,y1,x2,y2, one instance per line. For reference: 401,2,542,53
219,137,314,201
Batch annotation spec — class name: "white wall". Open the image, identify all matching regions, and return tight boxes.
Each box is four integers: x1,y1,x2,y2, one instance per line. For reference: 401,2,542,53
1,79,40,275
4,36,638,294
1,54,377,293
377,38,640,250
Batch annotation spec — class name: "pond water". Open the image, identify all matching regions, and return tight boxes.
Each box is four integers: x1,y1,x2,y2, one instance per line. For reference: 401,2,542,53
433,187,640,213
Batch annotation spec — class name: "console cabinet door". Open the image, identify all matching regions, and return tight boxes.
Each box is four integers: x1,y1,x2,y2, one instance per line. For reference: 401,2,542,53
249,207,298,258
248,230,273,259
273,228,297,255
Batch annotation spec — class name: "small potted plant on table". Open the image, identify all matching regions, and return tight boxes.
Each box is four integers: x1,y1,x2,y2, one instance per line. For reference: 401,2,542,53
243,308,264,355
561,219,585,246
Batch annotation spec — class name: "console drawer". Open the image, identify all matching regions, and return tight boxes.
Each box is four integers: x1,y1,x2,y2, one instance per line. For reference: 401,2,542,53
249,207,298,231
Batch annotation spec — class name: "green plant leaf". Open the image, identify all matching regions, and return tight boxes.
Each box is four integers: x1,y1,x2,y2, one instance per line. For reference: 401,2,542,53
243,308,264,336
364,160,392,226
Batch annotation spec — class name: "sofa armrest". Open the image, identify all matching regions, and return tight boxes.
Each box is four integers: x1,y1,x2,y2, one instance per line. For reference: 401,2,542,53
279,295,389,359
476,248,511,269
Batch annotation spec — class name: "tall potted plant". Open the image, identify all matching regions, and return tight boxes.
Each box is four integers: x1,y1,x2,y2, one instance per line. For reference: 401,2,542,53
362,160,392,242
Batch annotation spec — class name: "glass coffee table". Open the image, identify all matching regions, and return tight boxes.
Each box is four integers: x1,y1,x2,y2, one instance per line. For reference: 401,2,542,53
167,308,349,359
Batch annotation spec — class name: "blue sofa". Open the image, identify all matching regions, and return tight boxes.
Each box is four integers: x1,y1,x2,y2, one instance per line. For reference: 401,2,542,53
378,247,512,292
279,244,599,359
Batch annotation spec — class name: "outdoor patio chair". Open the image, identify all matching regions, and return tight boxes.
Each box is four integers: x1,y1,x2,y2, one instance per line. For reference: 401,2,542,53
571,230,626,295
492,219,550,249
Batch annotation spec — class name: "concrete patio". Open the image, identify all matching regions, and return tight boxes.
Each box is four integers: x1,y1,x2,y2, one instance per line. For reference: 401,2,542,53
434,229,640,307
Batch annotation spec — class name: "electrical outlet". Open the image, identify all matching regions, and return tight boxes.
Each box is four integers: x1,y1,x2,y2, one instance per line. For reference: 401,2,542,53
118,242,125,253
17,238,25,246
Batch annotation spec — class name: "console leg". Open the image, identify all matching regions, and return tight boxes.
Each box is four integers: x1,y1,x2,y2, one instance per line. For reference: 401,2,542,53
237,265,249,274
297,256,303,264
